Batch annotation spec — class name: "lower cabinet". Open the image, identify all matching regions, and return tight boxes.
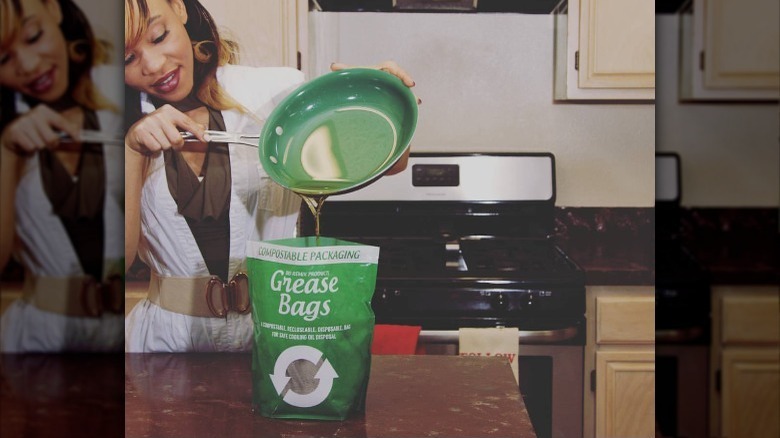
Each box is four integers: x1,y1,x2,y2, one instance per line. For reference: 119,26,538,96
584,286,655,438
595,350,655,437
712,286,780,438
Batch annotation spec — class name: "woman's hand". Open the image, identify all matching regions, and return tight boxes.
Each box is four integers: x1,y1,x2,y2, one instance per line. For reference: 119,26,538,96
331,60,421,104
124,104,208,155
0,105,81,154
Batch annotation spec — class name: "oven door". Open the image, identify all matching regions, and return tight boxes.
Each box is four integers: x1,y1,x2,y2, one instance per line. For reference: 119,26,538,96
418,329,583,438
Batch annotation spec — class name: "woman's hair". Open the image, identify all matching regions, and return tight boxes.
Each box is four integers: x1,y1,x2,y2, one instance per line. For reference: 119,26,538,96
124,0,244,115
0,0,116,113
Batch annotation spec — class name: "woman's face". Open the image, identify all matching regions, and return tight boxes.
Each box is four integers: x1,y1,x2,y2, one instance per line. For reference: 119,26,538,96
0,0,69,102
124,0,194,103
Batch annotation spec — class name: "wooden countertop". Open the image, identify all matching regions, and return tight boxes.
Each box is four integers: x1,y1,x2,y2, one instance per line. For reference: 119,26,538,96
0,354,124,438
125,354,536,438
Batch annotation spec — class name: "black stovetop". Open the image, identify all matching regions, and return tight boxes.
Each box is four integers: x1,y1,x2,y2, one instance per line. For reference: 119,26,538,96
296,153,585,336
337,235,584,285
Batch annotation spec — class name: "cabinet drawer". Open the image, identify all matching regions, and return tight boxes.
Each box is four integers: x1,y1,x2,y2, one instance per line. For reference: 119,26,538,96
596,296,655,344
721,294,780,344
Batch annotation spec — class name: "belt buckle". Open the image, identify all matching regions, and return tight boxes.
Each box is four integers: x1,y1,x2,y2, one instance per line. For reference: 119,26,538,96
101,275,124,314
80,277,102,317
205,277,228,317
80,275,126,317
228,272,251,314
205,273,251,317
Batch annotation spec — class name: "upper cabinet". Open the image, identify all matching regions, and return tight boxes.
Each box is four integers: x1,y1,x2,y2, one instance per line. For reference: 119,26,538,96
554,0,655,101
679,0,780,101
200,0,307,71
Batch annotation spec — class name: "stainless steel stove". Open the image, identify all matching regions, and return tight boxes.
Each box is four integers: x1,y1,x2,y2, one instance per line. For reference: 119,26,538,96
301,153,585,438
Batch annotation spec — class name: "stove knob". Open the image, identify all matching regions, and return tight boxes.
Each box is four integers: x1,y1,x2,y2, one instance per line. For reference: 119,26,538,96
377,289,398,307
518,292,534,309
491,293,509,312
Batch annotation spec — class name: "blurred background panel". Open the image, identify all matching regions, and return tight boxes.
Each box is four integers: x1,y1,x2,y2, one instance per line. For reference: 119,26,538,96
1,0,124,436
656,1,779,437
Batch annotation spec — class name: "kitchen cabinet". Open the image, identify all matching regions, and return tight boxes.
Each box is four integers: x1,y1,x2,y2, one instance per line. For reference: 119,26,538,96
199,0,307,70
710,286,780,437
595,350,655,437
553,0,655,100
584,286,655,438
679,0,780,101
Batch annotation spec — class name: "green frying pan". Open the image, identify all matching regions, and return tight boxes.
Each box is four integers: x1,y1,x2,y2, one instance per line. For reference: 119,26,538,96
258,68,418,196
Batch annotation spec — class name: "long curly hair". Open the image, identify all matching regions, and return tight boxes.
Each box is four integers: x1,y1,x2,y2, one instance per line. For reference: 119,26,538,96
124,0,243,117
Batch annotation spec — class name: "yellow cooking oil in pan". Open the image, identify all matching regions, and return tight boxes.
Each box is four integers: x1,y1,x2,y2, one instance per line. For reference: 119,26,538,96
259,68,418,237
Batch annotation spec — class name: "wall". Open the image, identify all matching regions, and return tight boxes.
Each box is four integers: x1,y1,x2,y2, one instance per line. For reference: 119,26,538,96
308,12,655,207
200,0,298,69
656,15,779,208
80,0,123,66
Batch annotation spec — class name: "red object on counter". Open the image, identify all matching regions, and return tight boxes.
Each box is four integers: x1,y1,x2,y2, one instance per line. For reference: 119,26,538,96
371,324,422,355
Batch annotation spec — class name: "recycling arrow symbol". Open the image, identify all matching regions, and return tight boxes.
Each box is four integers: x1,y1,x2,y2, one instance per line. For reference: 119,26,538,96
269,345,338,408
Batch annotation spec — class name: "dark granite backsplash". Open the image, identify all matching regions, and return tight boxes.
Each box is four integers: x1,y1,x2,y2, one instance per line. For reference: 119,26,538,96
63,207,780,285
553,207,654,240
680,207,778,236
552,207,655,285
679,208,779,284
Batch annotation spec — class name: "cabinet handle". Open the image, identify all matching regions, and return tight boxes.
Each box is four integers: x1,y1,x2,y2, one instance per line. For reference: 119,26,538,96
590,369,596,392
715,368,721,393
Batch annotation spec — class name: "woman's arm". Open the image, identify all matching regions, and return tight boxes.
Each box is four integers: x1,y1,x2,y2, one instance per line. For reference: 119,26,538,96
123,104,208,271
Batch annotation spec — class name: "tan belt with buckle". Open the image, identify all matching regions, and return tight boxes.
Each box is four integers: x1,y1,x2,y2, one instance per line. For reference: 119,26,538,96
147,272,251,318
22,275,123,317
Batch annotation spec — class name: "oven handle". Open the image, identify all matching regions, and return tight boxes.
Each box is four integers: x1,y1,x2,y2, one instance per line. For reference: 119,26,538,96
418,326,580,345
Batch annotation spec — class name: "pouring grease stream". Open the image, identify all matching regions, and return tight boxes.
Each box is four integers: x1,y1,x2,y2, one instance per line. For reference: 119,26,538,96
301,194,328,239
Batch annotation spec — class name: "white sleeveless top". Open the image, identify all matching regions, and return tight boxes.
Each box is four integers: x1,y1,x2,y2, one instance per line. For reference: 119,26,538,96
125,65,304,352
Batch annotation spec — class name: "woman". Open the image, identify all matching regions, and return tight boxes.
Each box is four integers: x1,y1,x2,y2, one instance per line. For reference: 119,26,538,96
0,0,124,351
123,0,415,352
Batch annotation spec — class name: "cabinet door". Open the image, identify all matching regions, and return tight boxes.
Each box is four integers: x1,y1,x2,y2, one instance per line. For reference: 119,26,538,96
578,0,655,89
703,0,779,90
199,0,304,69
721,348,780,438
555,0,654,100
595,350,655,438
681,0,779,100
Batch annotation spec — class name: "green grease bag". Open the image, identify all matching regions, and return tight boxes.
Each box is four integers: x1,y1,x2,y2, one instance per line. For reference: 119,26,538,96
246,237,378,420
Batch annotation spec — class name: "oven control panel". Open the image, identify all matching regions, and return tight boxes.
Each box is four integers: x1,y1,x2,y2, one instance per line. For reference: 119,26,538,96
331,154,555,201
412,164,460,187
